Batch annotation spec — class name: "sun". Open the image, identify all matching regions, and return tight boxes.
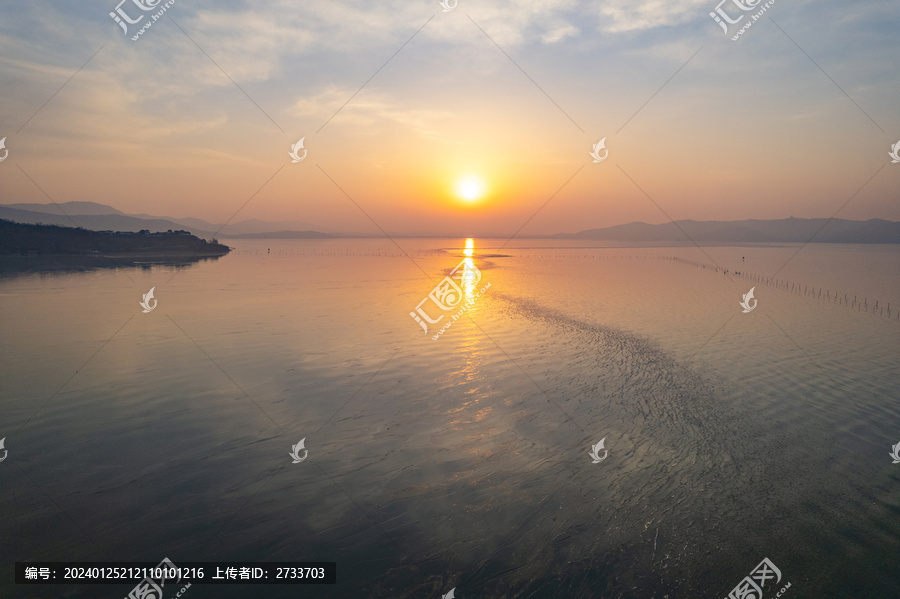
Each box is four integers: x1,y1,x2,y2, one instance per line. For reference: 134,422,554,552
456,175,485,202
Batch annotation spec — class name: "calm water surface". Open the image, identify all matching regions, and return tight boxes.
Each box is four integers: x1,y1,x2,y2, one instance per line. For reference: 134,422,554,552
1,239,899,598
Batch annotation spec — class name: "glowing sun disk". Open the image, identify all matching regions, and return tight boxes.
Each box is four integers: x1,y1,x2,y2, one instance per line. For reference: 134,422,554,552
457,176,485,201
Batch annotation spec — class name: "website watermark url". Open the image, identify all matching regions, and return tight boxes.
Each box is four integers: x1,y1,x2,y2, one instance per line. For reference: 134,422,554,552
109,0,177,41
410,257,491,340
709,0,776,40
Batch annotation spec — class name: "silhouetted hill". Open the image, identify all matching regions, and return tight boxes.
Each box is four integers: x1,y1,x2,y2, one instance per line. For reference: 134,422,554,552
556,218,900,243
0,206,216,238
0,202,334,237
225,230,335,239
1,201,127,216
0,219,231,256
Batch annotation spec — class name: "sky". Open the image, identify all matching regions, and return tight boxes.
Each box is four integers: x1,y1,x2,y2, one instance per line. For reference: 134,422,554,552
0,0,898,236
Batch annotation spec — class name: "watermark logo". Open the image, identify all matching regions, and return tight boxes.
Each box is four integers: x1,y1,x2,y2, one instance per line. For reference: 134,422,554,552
0,438,7,463
709,0,775,40
110,0,176,41
890,441,900,464
588,437,608,463
725,557,790,599
740,287,757,313
442,588,456,599
140,287,158,313
439,0,458,13
289,438,308,463
410,258,491,340
889,140,900,164
289,138,307,163
125,557,190,599
590,137,608,163
0,137,8,163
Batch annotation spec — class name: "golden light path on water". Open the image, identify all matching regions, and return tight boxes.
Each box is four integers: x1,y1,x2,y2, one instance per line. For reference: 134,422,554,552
463,238,474,257
462,238,478,302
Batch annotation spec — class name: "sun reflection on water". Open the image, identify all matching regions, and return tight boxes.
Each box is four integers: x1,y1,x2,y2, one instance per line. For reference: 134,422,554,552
461,238,478,301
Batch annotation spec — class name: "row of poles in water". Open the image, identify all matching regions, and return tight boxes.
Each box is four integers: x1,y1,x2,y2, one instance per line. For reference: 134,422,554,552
234,248,896,320
668,256,896,320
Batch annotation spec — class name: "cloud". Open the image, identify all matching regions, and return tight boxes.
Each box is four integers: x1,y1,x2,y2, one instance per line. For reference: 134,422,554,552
291,85,452,140
148,0,590,86
542,23,580,44
595,0,710,33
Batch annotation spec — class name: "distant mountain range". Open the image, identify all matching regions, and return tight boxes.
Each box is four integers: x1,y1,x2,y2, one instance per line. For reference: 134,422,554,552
0,202,336,239
1,202,898,242
554,218,900,244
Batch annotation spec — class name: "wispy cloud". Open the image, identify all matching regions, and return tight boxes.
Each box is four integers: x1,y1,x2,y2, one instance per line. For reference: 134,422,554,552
595,0,710,33
291,86,453,141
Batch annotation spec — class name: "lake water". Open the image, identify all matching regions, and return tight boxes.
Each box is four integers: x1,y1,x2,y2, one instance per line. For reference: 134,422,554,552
2,239,899,598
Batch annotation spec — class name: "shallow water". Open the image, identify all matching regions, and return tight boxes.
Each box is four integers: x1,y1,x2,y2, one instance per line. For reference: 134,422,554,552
1,239,898,598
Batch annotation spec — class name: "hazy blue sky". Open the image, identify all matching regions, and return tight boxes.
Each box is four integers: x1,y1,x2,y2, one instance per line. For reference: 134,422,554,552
0,0,898,235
